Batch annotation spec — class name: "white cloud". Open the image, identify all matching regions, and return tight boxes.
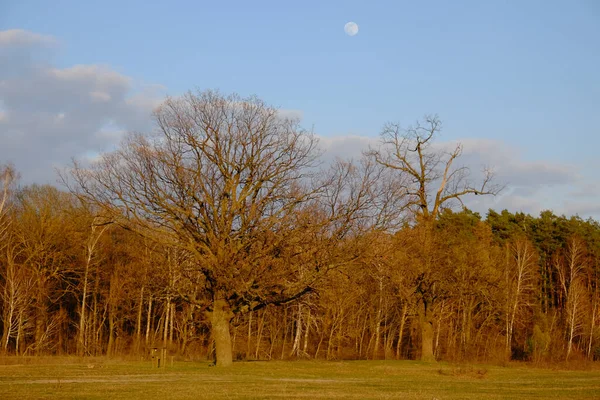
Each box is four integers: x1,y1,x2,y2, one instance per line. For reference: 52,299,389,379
562,201,600,218
89,91,112,102
0,29,166,184
276,108,303,121
0,29,57,47
318,135,378,162
316,134,597,220
458,139,579,187
0,29,595,220
50,65,131,89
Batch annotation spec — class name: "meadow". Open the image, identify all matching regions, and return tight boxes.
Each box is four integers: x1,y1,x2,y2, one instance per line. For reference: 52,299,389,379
0,358,599,399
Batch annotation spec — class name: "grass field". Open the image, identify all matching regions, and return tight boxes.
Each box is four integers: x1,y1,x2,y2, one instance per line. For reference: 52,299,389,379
1,358,599,399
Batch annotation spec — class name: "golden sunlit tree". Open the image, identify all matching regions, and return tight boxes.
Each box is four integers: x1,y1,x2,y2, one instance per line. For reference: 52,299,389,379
369,115,501,361
69,90,334,366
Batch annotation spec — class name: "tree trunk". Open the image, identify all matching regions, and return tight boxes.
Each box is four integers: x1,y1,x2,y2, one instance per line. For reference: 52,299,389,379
1,306,13,353
169,302,175,347
373,279,383,359
256,310,266,360
291,303,303,357
280,306,288,360
163,297,170,346
208,299,233,367
396,303,408,360
302,308,310,357
1,252,18,354
107,302,115,357
91,264,101,356
588,300,597,360
246,310,253,359
16,309,24,355
1,282,15,353
145,295,153,346
34,277,48,355
135,286,144,354
420,303,435,362
77,255,90,356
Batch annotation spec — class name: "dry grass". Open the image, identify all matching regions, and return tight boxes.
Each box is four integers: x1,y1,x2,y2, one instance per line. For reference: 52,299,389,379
437,364,488,379
0,358,599,399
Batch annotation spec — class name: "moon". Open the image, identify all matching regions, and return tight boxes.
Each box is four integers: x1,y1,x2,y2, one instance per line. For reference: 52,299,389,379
344,22,359,36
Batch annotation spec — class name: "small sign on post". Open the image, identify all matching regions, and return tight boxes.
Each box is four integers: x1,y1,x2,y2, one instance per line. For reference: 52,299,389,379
151,347,160,368
150,347,169,368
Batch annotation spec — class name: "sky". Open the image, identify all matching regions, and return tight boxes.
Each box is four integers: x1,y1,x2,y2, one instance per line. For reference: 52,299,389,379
1,0,599,219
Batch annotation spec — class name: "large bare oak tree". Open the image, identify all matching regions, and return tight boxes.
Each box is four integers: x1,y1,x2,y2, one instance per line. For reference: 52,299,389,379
69,90,323,366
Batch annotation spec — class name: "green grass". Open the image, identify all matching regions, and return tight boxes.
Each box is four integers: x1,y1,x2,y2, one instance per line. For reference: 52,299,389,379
0,359,599,399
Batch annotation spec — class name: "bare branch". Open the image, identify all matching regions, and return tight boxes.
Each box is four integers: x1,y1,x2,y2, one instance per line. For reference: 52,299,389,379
369,115,502,221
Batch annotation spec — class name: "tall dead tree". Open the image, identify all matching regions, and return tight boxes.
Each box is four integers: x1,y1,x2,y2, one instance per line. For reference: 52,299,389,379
369,115,501,361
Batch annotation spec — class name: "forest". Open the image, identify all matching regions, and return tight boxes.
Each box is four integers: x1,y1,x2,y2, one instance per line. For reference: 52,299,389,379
1,90,599,367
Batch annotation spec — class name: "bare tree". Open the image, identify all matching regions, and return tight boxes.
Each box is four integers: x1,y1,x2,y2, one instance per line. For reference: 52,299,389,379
565,278,586,361
369,115,501,361
68,90,328,366
370,115,500,220
1,228,35,354
15,185,77,355
504,237,538,360
556,237,588,361
0,164,17,244
77,214,109,356
0,164,21,353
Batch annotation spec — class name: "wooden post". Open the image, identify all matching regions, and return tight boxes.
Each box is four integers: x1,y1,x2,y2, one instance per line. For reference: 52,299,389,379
151,347,159,368
161,348,167,368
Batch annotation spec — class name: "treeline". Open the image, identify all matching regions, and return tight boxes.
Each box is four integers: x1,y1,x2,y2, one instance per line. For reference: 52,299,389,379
1,186,598,362
0,90,598,365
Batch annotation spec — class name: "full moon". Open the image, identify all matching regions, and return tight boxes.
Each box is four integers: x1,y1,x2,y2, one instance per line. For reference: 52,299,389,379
344,22,359,36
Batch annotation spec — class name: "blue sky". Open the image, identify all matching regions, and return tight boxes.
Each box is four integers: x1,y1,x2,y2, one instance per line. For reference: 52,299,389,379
1,0,599,218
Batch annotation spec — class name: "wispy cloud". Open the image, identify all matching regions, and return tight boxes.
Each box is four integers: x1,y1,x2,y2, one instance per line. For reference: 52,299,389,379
0,29,57,47
0,29,165,184
1,29,596,220
317,134,595,219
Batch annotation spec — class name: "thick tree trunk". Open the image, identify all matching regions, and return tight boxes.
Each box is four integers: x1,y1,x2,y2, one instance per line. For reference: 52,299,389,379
420,304,435,362
208,299,233,367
